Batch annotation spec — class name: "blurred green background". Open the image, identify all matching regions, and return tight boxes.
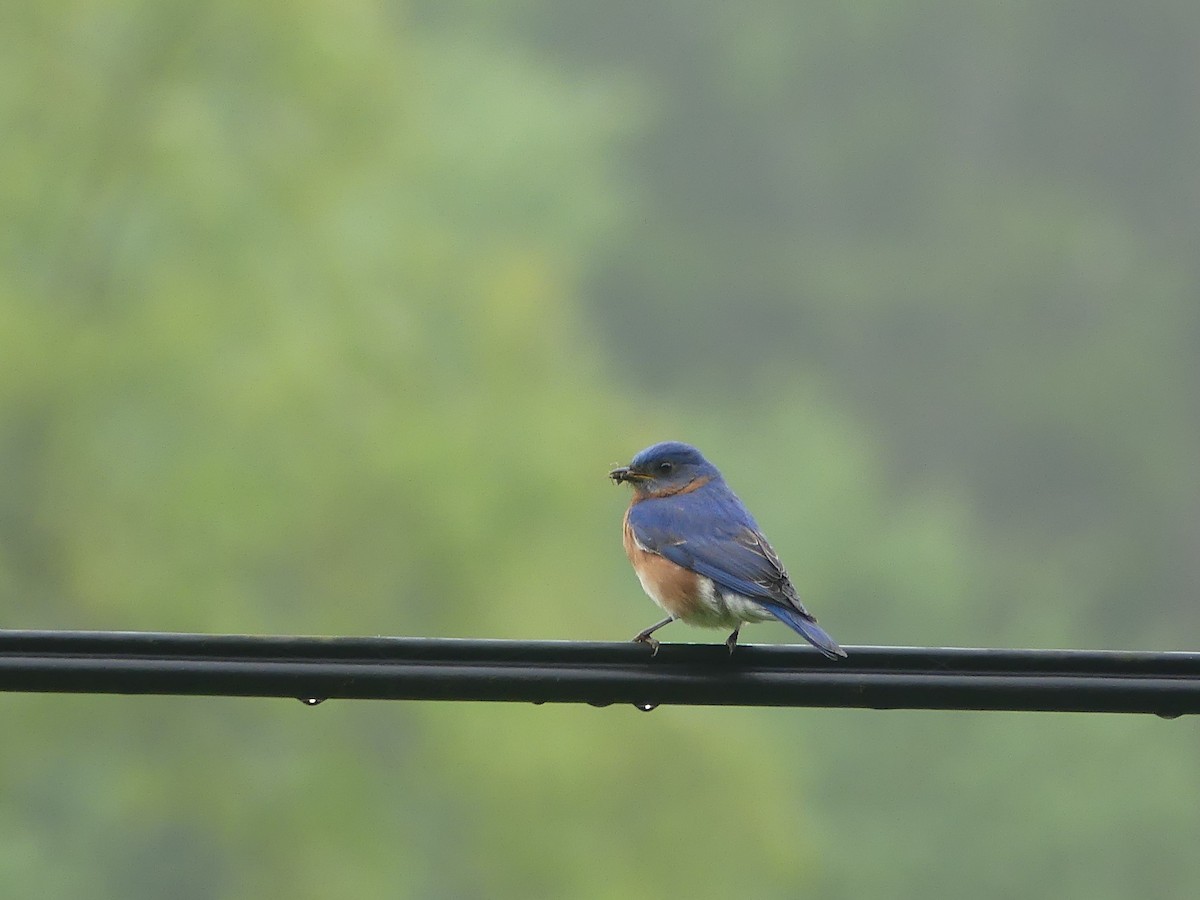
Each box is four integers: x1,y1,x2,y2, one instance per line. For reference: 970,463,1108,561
3,1,1199,897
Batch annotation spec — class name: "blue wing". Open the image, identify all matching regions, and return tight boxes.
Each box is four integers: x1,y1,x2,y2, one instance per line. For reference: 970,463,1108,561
627,484,846,658
626,486,791,601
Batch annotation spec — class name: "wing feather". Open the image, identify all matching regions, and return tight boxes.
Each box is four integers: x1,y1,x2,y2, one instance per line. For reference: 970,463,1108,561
626,490,811,615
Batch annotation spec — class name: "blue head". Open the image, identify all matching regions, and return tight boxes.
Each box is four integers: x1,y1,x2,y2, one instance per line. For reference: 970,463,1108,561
609,441,722,498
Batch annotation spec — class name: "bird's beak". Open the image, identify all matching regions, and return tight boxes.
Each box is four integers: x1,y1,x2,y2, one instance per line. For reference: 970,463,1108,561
609,466,649,484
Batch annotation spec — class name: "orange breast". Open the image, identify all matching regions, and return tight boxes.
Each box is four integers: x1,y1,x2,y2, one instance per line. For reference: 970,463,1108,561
622,509,703,620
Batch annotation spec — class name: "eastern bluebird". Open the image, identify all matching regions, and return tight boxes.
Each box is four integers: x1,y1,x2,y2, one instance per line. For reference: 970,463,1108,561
610,441,846,658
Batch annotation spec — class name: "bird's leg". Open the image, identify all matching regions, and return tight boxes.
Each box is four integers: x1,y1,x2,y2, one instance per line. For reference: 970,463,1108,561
725,627,740,655
632,617,675,656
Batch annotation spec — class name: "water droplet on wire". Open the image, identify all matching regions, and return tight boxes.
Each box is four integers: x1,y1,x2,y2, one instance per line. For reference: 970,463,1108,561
298,697,326,706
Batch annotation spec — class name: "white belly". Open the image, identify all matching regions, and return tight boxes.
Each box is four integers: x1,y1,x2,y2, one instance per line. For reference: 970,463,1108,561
647,574,774,629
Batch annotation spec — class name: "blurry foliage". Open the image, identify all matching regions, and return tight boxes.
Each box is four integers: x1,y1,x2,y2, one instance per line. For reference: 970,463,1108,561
2,1,1200,898
502,1,1200,645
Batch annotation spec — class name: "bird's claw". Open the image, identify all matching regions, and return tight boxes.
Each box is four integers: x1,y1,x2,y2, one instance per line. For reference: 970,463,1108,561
632,634,661,656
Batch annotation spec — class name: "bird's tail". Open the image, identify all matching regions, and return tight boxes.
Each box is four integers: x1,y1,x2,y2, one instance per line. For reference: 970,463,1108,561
765,605,847,659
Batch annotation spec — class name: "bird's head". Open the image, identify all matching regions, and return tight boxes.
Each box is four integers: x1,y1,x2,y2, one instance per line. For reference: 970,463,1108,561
609,441,720,498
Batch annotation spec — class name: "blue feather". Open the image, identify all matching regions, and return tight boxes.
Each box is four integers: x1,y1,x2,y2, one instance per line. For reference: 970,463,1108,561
626,479,846,658
762,603,847,659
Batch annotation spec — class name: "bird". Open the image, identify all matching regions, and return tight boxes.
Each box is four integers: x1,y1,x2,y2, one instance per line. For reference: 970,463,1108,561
609,441,846,659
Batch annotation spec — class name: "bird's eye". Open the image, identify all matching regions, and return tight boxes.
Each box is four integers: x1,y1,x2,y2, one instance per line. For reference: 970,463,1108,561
657,461,673,474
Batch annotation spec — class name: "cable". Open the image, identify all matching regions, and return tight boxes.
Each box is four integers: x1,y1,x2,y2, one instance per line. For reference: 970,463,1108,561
0,630,1196,715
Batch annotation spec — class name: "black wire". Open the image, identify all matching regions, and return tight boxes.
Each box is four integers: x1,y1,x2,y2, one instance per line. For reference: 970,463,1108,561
0,630,1197,715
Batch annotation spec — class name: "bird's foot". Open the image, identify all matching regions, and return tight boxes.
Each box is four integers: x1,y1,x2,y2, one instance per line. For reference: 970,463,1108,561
632,633,662,656
725,628,740,655
631,617,673,656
